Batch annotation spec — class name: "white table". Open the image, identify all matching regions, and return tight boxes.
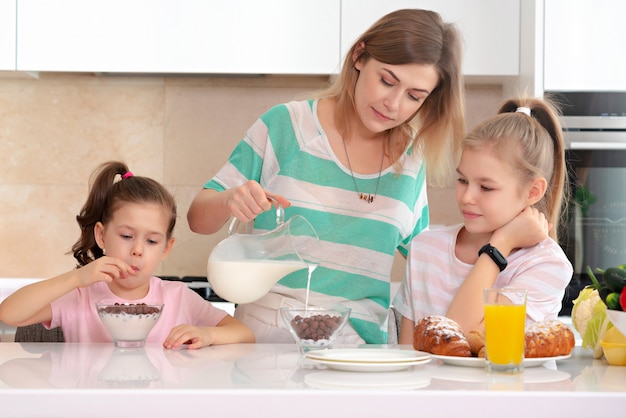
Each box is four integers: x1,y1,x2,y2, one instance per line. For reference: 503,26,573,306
0,343,623,418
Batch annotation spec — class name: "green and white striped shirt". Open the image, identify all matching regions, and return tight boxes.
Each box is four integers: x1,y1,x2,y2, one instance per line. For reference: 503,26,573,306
205,100,429,343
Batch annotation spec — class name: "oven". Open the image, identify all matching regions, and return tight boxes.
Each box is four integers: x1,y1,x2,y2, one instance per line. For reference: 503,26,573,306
552,92,626,314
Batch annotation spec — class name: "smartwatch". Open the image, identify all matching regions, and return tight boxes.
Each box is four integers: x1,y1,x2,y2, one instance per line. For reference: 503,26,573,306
478,244,508,272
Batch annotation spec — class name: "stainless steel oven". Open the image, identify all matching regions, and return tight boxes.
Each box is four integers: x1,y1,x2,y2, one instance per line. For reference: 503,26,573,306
551,92,626,314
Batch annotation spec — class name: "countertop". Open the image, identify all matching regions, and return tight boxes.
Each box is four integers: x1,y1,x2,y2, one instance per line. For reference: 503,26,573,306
0,343,623,418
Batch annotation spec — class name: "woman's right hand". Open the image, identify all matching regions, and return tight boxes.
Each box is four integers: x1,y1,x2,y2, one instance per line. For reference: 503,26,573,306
76,256,134,288
226,180,290,223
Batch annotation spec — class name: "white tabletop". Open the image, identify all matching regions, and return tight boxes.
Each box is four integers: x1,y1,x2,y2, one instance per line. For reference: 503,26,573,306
0,342,624,418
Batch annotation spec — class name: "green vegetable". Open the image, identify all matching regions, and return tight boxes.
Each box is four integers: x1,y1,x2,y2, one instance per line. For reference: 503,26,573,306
599,286,612,305
602,267,626,292
586,266,603,290
606,292,621,310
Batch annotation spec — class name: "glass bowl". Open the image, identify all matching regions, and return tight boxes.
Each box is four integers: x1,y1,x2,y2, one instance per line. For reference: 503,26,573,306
279,306,351,353
96,303,163,348
607,309,626,336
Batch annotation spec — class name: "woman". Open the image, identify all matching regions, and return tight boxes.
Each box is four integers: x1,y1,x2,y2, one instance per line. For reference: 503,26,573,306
187,9,466,344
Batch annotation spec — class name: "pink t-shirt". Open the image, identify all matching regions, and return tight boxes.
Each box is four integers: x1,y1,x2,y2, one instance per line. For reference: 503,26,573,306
393,224,573,323
47,276,228,343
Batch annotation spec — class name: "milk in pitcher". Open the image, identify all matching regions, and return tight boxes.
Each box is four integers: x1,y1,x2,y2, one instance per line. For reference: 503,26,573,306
207,259,307,304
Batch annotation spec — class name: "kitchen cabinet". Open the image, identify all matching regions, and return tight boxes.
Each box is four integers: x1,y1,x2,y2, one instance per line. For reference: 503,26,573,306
16,0,340,74
0,0,16,70
544,0,626,91
341,0,520,77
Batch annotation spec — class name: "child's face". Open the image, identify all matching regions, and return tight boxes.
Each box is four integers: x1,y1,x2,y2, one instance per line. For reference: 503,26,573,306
95,202,174,295
455,148,532,235
352,57,438,134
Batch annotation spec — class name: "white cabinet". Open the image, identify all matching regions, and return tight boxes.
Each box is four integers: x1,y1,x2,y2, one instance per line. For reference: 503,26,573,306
341,0,520,77
0,0,16,70
544,0,626,91
16,0,340,74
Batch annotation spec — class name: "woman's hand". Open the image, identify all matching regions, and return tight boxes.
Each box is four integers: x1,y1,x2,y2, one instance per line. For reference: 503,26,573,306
188,182,290,235
76,256,135,288
227,180,290,223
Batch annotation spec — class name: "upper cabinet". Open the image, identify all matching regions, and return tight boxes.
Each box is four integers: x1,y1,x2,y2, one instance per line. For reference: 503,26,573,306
341,0,520,77
0,0,16,71
7,0,528,78
544,0,626,91
16,0,341,74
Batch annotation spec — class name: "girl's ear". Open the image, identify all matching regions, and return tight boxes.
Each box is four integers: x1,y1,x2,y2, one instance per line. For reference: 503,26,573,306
527,177,548,205
160,237,176,260
94,222,106,250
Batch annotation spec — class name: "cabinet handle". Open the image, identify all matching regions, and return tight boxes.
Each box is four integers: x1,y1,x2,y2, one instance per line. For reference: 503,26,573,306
569,141,626,150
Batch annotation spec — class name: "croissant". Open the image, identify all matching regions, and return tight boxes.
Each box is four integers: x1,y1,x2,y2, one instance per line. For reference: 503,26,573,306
524,320,575,358
466,329,485,357
413,315,472,357
414,316,575,359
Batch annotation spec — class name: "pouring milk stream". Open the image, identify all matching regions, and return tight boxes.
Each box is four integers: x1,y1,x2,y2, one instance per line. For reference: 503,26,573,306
207,201,320,305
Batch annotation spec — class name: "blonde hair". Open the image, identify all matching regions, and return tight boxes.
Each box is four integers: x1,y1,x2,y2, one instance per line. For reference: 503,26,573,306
317,9,465,186
462,96,568,242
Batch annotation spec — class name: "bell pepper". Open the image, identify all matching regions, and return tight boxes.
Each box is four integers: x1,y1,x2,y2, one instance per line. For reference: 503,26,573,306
620,287,626,311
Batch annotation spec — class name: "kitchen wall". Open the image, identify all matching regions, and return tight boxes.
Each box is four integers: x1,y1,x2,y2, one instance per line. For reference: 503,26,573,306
0,73,504,282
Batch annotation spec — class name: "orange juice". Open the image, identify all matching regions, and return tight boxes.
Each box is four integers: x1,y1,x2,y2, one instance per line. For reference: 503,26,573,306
484,303,526,365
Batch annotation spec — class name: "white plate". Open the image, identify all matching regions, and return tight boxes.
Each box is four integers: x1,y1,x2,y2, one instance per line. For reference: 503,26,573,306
305,370,431,390
305,356,432,372
431,354,572,368
304,348,431,364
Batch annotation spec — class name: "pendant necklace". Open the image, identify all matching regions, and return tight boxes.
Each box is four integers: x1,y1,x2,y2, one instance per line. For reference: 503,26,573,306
342,138,385,204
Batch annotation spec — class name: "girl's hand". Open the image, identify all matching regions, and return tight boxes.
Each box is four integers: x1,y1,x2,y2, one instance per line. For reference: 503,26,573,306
226,180,290,223
492,206,550,251
76,256,134,288
163,324,212,350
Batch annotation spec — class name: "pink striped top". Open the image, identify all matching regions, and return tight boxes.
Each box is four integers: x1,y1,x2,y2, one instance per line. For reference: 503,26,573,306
393,224,573,323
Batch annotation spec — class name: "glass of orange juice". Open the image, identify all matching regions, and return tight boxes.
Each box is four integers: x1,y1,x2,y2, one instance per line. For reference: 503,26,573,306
483,288,527,374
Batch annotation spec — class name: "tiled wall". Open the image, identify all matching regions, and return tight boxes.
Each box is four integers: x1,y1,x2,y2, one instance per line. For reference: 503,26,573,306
0,73,503,281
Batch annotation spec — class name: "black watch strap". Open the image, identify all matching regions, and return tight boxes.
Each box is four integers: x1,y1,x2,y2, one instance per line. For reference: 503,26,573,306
478,244,508,272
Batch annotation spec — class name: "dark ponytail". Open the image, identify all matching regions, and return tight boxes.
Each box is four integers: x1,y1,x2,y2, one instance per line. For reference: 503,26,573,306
70,161,177,266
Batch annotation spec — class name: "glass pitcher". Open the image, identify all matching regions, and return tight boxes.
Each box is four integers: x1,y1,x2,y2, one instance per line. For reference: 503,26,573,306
207,202,320,304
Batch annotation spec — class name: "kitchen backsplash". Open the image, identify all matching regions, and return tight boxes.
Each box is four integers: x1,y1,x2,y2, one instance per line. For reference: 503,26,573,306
0,73,503,281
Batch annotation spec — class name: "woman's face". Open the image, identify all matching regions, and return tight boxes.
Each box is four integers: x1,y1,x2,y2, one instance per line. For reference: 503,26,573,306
455,148,532,235
353,57,438,135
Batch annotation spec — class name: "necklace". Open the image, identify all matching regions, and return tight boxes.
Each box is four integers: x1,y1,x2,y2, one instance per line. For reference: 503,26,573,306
342,138,385,203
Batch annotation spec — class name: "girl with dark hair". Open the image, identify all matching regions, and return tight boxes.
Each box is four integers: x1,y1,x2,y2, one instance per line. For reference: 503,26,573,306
0,161,254,349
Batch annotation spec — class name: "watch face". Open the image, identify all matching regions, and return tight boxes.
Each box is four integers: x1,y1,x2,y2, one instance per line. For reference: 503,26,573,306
492,248,506,264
